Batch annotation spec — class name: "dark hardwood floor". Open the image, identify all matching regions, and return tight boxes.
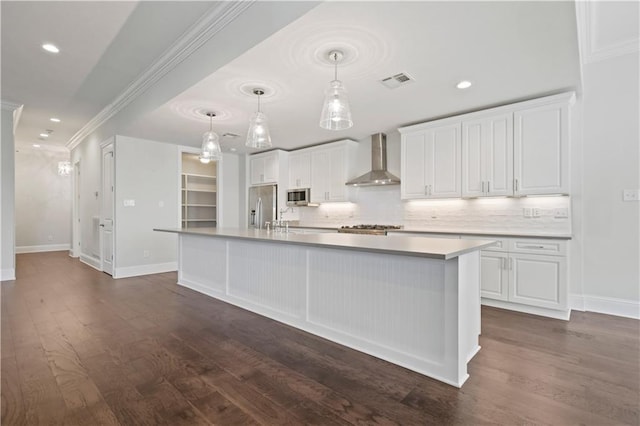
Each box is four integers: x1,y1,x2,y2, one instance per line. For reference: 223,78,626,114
2,251,638,425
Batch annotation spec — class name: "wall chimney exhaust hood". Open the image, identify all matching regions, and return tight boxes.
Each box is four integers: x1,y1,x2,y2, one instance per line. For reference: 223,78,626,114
346,133,400,186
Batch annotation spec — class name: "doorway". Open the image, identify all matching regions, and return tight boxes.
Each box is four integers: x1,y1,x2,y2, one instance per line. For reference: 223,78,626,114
100,143,114,275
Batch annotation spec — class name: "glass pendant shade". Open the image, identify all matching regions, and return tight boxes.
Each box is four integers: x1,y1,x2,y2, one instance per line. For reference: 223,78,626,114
199,113,222,164
246,89,272,149
319,79,353,130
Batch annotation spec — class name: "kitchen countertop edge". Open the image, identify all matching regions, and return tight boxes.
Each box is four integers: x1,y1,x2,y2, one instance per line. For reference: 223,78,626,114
155,228,496,260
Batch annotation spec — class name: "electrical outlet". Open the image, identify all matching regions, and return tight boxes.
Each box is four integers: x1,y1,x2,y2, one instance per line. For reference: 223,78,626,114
143,250,150,258
47,235,53,241
523,208,532,218
623,189,639,201
124,199,135,207
532,208,541,218
554,208,569,218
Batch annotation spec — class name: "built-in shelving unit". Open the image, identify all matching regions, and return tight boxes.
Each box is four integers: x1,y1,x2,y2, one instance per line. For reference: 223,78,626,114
181,154,217,228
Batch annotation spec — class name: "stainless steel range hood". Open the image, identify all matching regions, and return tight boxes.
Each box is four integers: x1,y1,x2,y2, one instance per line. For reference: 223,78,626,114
346,133,401,186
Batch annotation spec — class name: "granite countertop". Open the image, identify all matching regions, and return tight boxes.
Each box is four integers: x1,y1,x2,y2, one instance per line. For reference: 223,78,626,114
154,228,496,260
287,225,572,240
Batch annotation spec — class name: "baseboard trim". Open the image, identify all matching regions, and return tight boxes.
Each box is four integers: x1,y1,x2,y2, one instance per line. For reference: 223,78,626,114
571,294,640,319
114,262,177,279
16,244,71,254
1,268,16,282
79,254,101,271
481,298,571,320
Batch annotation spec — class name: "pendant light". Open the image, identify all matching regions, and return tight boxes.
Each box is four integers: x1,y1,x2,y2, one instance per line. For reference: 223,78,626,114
246,88,272,149
200,112,222,164
319,50,353,131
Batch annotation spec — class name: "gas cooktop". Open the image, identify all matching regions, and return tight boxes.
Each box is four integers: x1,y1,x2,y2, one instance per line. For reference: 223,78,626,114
338,225,402,235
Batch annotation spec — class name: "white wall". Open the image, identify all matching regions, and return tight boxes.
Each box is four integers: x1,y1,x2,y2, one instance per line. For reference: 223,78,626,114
114,135,179,277
581,51,639,304
15,148,71,252
1,105,16,280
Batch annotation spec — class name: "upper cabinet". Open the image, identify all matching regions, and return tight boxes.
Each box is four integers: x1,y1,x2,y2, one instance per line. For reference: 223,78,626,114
513,100,570,196
462,113,513,197
288,151,311,189
249,151,281,185
309,140,357,203
400,122,461,199
400,92,574,200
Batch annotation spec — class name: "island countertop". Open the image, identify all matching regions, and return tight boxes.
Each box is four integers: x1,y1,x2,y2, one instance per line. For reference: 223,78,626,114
154,227,495,260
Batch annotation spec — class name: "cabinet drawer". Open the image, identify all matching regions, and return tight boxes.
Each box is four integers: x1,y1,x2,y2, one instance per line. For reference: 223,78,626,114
509,239,566,256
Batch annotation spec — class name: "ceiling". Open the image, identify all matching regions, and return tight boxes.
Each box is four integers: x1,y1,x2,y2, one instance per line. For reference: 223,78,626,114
3,1,581,155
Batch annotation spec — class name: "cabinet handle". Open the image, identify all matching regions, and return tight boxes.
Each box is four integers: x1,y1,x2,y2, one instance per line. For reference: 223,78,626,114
424,185,428,196
429,185,432,196
482,181,485,193
514,178,518,192
521,245,546,249
487,181,490,193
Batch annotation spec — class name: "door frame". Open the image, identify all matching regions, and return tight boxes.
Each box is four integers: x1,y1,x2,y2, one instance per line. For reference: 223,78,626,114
71,160,81,258
99,138,115,274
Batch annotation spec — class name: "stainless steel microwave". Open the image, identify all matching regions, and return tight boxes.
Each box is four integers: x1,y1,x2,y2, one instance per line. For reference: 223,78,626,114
286,188,311,206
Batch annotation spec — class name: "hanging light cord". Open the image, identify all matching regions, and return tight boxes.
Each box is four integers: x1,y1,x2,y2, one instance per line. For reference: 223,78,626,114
209,114,213,132
257,92,261,113
333,52,338,81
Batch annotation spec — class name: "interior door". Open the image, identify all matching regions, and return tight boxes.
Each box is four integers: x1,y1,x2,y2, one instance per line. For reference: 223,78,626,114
101,143,114,275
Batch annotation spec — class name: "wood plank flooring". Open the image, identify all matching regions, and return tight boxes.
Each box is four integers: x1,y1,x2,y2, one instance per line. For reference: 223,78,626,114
2,251,639,425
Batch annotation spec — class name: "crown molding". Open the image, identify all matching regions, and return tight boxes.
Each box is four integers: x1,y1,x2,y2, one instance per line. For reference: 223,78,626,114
66,0,256,151
576,1,640,65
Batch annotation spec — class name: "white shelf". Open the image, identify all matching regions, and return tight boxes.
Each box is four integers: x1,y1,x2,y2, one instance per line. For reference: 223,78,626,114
182,188,217,193
184,219,217,222
185,204,216,207
182,173,217,180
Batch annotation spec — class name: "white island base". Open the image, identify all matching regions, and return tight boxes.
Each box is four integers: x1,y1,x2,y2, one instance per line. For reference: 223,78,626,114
161,229,489,388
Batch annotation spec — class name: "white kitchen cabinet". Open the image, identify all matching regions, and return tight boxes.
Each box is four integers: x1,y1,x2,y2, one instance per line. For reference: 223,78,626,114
250,151,279,185
462,113,513,197
481,251,509,301
513,99,571,196
310,140,356,203
479,237,568,316
288,151,311,189
400,122,461,200
509,253,566,310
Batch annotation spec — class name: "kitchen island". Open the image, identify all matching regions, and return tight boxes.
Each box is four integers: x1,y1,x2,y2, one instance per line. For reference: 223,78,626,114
155,227,495,387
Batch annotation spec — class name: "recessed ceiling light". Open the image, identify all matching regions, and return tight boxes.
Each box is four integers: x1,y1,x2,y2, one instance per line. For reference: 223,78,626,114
33,144,41,148
39,133,49,138
230,148,237,152
456,80,472,89
42,43,60,53
50,117,61,123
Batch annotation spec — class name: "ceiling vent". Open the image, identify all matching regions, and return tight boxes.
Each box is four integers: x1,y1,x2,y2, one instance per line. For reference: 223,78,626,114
380,72,415,89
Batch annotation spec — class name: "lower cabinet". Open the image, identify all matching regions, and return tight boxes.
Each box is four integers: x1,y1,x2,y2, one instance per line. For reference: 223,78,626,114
480,238,568,315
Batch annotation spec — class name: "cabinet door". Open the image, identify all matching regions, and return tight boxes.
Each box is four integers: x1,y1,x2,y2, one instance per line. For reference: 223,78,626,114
288,151,311,189
250,157,265,185
514,102,569,196
310,150,329,202
484,114,513,196
509,253,567,309
327,146,348,201
263,153,278,183
462,120,484,197
401,132,428,199
462,114,513,197
427,123,461,198
481,251,509,301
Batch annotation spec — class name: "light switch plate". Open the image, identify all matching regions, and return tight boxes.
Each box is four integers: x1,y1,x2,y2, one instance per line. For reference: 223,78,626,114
532,208,541,218
523,208,532,218
623,189,639,201
124,199,135,207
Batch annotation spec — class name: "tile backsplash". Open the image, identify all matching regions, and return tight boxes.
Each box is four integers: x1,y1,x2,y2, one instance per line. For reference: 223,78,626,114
290,186,572,236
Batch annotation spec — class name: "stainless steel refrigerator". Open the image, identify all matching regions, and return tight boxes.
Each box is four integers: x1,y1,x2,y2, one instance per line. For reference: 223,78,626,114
248,184,277,229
